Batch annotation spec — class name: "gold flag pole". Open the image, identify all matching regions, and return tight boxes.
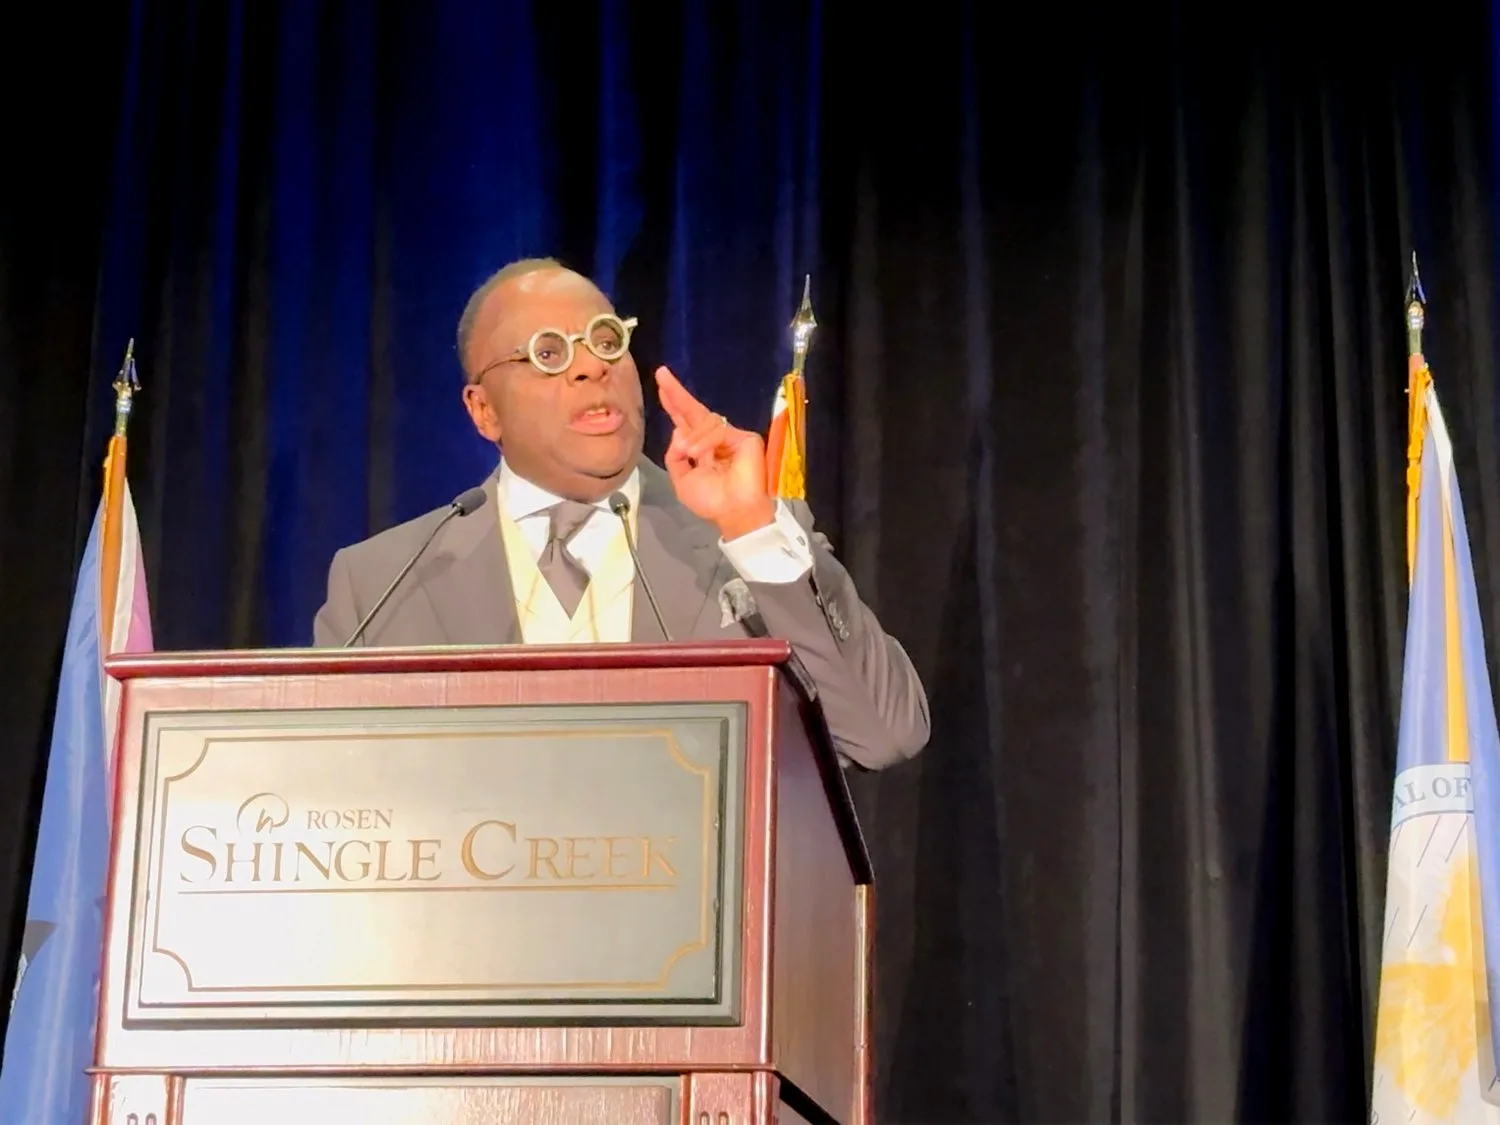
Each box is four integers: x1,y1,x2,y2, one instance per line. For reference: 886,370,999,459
790,274,817,379
1405,255,1430,585
110,338,141,436
101,339,141,643
766,276,816,500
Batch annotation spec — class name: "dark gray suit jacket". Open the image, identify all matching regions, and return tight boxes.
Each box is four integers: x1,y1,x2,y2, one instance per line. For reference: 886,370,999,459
311,461,929,770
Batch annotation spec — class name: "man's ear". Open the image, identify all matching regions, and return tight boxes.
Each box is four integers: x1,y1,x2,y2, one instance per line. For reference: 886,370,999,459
462,383,504,443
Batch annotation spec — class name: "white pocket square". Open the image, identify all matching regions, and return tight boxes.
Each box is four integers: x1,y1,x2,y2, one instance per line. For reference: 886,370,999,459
719,578,758,628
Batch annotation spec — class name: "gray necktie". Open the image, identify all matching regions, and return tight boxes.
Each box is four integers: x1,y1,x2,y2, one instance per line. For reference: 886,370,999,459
537,500,595,615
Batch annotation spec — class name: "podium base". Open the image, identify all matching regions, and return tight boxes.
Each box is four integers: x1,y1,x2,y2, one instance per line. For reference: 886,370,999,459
91,1069,821,1125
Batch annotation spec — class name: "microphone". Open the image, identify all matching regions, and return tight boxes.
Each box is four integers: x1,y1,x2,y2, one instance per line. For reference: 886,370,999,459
608,491,673,642
343,486,489,648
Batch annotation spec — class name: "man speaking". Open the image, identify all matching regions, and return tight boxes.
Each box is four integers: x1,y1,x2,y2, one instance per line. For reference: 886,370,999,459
312,259,929,771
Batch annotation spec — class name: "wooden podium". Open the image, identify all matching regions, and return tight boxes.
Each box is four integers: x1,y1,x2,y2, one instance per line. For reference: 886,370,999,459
88,641,874,1125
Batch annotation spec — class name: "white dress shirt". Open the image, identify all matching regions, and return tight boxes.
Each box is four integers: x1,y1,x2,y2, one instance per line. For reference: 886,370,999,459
498,460,814,585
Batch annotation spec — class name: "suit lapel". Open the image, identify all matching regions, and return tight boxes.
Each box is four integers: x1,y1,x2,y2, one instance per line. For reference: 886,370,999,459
419,471,521,645
631,462,727,641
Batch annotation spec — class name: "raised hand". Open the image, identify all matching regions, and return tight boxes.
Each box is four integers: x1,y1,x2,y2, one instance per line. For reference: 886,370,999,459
655,366,774,540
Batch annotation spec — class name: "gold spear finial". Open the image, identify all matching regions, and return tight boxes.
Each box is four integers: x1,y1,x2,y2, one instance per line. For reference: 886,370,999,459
1405,252,1427,359
111,338,141,437
789,275,817,378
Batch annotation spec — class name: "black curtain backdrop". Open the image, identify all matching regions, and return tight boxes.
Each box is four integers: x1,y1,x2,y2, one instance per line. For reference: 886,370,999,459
5,1,1500,1121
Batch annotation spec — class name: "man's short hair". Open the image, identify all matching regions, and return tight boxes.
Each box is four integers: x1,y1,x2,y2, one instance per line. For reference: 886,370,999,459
456,257,566,376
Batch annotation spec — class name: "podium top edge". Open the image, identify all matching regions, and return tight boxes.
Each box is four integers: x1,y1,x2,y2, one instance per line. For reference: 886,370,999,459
103,640,796,681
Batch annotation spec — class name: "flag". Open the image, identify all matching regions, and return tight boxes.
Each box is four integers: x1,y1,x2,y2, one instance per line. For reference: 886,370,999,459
1370,341,1500,1123
765,369,808,501
766,275,816,501
0,368,152,1123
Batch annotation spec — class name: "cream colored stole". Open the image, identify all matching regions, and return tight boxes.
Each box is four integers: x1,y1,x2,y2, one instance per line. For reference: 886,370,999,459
497,505,638,644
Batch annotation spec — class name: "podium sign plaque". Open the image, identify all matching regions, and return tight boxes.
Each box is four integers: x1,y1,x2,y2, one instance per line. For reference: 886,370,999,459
90,644,874,1125
131,702,745,1024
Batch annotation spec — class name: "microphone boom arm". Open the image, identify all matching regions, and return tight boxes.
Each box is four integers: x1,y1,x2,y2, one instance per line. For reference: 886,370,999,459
342,487,488,648
608,492,672,642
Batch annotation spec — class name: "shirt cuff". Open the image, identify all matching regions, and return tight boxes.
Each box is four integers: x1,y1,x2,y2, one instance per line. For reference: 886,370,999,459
718,500,814,584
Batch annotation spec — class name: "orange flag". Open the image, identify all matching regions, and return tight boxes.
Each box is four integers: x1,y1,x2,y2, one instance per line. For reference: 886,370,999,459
765,370,808,500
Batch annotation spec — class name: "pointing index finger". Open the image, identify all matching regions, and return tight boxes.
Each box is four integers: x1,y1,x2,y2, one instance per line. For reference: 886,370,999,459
655,366,712,429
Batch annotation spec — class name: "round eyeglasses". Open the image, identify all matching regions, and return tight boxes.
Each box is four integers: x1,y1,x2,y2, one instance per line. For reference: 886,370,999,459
478,313,639,380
